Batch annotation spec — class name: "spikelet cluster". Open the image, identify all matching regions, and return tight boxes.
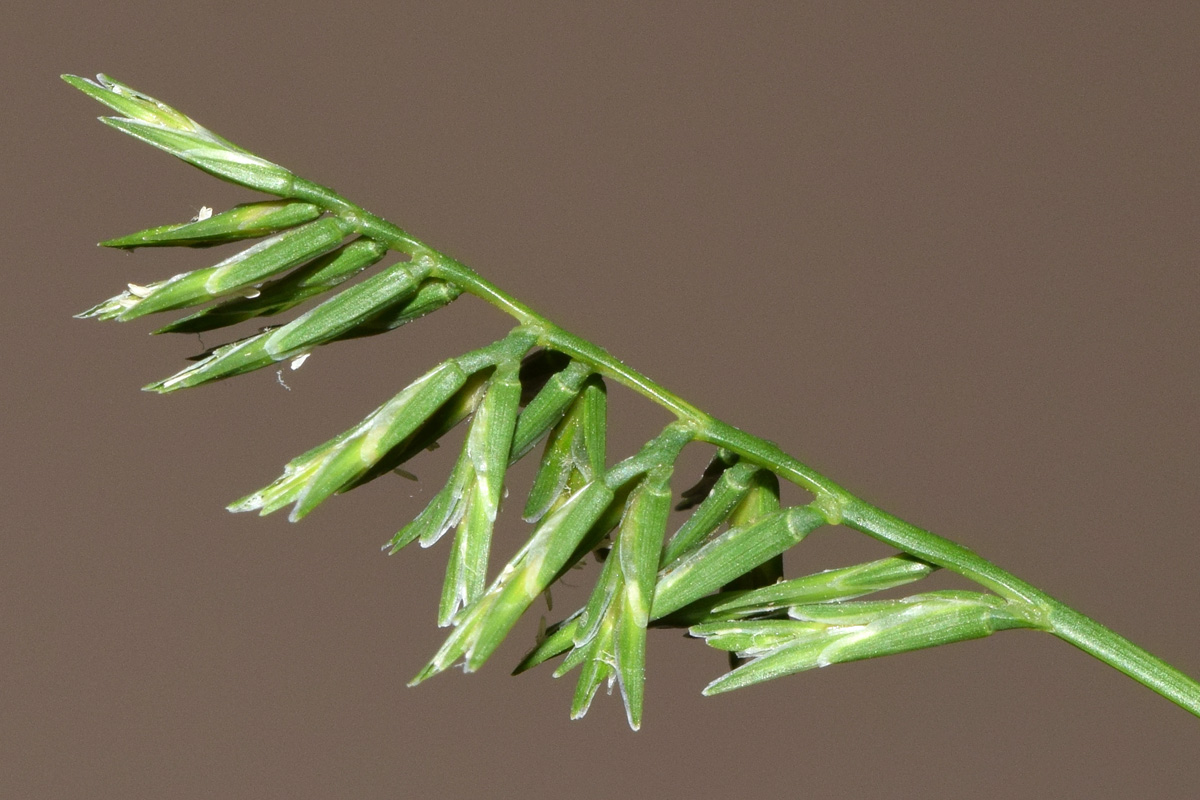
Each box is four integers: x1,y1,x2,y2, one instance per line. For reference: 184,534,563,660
68,74,1034,729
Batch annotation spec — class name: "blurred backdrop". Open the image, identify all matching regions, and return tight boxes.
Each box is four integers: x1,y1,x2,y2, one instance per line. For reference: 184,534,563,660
3,3,1199,797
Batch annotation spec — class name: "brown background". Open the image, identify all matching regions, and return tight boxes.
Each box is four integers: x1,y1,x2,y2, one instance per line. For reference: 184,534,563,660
4,3,1199,797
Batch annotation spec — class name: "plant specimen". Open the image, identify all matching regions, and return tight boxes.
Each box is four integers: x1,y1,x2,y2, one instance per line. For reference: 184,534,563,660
64,74,1200,731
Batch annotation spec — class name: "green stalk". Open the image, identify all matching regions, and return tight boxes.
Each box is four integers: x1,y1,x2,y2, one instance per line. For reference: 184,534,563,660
285,177,1200,718
1046,602,1200,715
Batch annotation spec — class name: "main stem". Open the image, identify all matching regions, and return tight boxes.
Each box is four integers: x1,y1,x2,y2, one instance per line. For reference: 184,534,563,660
296,180,1200,718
